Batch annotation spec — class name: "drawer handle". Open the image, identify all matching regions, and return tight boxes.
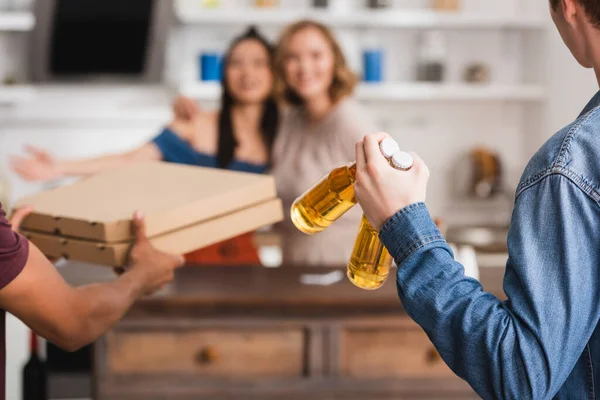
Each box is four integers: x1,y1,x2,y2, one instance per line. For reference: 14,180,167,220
195,346,218,365
426,347,442,364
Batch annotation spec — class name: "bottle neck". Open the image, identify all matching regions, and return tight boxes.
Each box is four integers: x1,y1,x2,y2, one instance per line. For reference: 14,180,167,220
348,162,357,179
29,331,38,357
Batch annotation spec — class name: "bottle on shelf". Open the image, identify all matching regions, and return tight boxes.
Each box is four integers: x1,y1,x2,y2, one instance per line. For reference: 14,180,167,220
22,330,47,400
313,0,329,8
367,0,391,9
416,30,447,83
432,0,460,11
291,138,411,290
362,30,385,84
201,0,221,8
255,0,279,7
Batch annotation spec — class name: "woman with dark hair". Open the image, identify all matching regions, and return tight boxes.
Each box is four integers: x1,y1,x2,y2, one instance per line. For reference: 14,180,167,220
11,26,279,265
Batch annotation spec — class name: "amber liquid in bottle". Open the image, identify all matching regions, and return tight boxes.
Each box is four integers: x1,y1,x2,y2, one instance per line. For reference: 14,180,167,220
347,214,393,290
291,163,358,234
291,137,400,290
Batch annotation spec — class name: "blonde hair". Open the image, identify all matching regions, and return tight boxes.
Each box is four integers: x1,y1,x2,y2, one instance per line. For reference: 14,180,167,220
275,20,358,106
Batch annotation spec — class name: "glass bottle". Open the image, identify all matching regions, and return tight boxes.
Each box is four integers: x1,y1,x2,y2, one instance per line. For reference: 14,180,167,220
23,331,47,400
290,162,358,235
347,214,393,290
291,138,400,235
291,138,402,290
416,30,447,83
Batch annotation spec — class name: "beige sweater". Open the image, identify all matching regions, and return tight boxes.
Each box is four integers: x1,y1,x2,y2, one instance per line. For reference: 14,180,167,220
272,98,379,266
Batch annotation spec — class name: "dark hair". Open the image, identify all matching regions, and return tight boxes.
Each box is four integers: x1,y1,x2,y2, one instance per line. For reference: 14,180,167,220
551,0,600,27
217,26,279,169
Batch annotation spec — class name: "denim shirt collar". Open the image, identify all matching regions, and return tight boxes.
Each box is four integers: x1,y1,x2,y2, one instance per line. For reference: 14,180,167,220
579,90,600,118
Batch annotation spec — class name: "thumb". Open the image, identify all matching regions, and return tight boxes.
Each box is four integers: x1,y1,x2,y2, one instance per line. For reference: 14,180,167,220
25,145,43,156
26,145,52,163
132,210,148,243
408,152,429,175
9,205,34,231
174,254,185,268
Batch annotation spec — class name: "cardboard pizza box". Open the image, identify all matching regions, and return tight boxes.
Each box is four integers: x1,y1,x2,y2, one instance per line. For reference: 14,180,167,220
16,161,279,243
21,199,283,267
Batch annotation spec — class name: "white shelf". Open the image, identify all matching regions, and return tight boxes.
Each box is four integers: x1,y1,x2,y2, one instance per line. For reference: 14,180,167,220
179,82,545,102
176,9,546,30
0,12,35,31
0,85,36,105
180,82,221,100
356,82,545,101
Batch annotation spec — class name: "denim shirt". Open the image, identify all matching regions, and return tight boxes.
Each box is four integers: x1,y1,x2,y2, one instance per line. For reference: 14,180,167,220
380,90,600,400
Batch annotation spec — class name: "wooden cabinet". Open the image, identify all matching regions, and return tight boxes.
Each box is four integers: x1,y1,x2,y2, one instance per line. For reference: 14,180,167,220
341,324,454,379
107,328,305,379
57,265,505,399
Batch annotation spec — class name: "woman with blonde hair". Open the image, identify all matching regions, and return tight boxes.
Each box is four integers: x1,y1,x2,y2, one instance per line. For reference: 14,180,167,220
272,20,379,266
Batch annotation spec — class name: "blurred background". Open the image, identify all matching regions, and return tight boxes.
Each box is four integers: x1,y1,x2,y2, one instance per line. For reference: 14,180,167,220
0,0,597,399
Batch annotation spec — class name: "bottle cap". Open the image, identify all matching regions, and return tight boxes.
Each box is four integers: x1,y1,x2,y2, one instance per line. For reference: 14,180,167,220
391,151,414,171
379,137,400,159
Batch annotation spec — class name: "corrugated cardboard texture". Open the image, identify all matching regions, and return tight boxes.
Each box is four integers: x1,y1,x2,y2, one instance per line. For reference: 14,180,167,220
17,161,278,243
21,199,283,267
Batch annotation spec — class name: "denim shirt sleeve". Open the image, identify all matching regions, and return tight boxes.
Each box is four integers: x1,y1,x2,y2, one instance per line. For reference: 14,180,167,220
379,174,600,399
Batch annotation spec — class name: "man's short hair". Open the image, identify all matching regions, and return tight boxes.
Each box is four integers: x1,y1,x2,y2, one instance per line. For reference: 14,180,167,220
551,0,600,27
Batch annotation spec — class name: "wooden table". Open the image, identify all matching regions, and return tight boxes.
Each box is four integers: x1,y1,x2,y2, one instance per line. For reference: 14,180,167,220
60,264,506,400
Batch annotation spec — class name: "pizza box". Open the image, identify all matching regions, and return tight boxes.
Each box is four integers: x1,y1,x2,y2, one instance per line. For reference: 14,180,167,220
21,199,283,267
16,161,279,243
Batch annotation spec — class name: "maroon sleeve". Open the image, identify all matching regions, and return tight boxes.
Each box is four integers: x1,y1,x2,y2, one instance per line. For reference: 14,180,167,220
0,207,29,290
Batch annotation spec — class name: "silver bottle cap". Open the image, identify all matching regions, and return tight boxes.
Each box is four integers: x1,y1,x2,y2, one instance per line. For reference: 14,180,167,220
379,137,400,159
391,151,414,171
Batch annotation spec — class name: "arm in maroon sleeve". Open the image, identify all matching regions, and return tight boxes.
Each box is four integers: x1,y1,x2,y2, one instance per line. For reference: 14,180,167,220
0,209,29,290
0,207,182,352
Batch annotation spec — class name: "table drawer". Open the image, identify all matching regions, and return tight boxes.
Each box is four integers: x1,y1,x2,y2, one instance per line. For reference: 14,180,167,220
341,326,455,379
107,328,305,379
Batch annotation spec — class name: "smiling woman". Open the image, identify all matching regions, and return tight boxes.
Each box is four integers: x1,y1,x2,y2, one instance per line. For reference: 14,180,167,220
271,20,379,267
274,20,357,107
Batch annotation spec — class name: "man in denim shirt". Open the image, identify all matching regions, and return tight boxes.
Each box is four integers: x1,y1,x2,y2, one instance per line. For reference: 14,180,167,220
354,0,600,398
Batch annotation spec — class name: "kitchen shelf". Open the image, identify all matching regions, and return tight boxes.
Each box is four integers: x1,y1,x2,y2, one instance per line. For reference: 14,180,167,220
0,12,35,31
356,82,545,101
179,82,546,102
0,85,36,105
176,8,546,30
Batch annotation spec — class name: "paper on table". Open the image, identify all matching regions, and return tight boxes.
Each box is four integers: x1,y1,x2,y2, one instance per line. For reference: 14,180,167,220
300,270,344,286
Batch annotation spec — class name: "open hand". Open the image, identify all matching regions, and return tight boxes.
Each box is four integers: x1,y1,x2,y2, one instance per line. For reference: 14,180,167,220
172,95,201,121
11,146,62,182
